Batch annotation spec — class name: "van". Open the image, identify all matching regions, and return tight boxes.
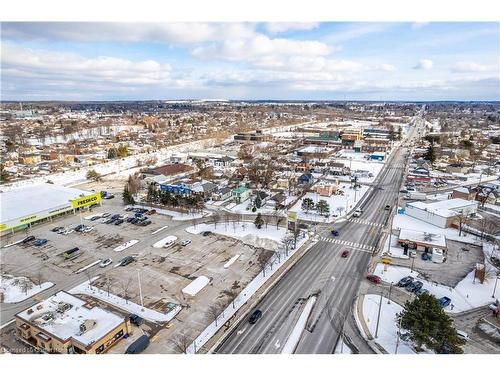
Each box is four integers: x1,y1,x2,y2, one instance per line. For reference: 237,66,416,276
125,334,150,354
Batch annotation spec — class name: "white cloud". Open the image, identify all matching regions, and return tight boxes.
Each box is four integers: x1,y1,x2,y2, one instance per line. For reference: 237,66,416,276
451,61,493,73
413,59,433,70
411,22,430,29
264,22,320,34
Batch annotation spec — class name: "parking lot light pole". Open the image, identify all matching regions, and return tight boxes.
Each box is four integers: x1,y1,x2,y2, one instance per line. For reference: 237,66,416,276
375,291,383,338
492,276,499,299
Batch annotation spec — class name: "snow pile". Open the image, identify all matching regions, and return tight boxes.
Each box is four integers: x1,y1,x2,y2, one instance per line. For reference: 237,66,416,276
0,275,54,303
374,261,498,313
113,239,139,252
223,255,240,269
152,235,178,248
281,296,317,354
186,233,310,354
186,222,290,250
69,279,181,323
361,294,415,354
182,276,210,297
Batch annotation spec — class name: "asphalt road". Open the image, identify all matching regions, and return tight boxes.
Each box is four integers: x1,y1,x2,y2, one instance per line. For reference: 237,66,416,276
215,115,423,354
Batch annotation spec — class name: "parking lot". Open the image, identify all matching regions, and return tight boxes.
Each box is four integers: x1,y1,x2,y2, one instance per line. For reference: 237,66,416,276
1,184,271,353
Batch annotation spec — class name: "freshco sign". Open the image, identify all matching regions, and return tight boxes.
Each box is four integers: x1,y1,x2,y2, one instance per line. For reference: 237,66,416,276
72,193,101,208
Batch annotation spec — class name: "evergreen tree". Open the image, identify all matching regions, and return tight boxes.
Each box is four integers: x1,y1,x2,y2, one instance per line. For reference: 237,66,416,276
399,293,465,353
86,169,101,182
254,213,264,229
107,147,118,159
424,144,436,163
122,185,135,205
301,197,315,213
316,200,330,216
255,194,262,209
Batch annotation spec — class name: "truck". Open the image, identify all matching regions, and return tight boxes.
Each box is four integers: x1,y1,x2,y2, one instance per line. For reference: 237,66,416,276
125,334,150,354
63,247,80,259
405,191,426,200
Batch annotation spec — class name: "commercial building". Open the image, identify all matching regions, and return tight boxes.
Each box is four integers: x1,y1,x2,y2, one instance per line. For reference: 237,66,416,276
15,291,130,354
405,198,478,228
0,184,101,235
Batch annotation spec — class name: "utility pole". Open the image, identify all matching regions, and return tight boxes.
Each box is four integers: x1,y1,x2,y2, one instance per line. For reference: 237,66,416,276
375,291,383,338
410,255,416,272
137,269,144,310
492,276,499,299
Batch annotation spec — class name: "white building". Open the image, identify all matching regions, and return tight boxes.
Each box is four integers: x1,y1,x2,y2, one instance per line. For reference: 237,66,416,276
405,198,478,228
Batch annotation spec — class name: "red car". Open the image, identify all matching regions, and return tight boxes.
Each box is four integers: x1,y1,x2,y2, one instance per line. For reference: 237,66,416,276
341,250,350,258
366,274,382,284
147,209,156,215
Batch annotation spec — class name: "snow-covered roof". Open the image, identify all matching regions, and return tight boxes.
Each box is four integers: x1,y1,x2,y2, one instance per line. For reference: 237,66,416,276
16,291,124,347
407,198,477,218
0,184,92,223
399,229,447,248
182,276,210,297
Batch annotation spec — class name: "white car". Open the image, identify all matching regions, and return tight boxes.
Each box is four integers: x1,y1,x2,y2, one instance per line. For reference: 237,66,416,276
101,218,108,223
180,239,191,246
63,229,74,235
455,330,469,341
99,258,113,268
82,226,94,233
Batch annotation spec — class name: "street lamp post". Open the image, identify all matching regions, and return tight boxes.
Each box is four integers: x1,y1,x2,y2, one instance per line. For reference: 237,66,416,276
492,276,499,299
388,282,393,304
375,291,384,338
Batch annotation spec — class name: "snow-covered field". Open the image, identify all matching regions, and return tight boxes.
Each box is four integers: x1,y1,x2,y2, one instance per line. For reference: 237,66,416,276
133,205,209,221
362,294,415,354
373,257,499,313
186,222,292,250
289,185,369,223
69,278,181,323
0,275,54,303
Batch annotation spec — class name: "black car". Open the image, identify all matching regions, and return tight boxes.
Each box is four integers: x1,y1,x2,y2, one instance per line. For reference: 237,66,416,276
397,276,414,287
75,224,85,232
114,219,124,225
22,235,36,244
248,309,262,324
140,220,152,226
131,218,139,224
51,226,64,233
105,218,115,224
126,217,135,223
111,214,121,220
129,314,144,326
384,205,391,211
125,207,135,212
90,216,100,221
405,281,423,293
202,231,212,237
119,256,135,267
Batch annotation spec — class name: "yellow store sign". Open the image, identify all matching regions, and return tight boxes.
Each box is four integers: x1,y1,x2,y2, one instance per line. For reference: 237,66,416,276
71,193,101,209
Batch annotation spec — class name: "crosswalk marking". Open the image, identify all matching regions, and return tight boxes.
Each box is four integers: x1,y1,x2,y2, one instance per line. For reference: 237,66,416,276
319,237,375,253
348,218,384,228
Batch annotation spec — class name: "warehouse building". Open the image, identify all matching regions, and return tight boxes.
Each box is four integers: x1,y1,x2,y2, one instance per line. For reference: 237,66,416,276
15,291,130,354
0,184,101,235
405,198,478,228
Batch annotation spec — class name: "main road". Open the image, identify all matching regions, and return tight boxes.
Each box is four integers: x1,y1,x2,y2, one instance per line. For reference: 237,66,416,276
216,114,423,354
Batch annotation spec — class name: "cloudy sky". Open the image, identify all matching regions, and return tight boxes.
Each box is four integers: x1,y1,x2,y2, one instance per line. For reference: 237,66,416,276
1,22,499,101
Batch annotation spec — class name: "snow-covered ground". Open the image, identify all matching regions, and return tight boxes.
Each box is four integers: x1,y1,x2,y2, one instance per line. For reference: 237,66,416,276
282,296,317,353
362,294,415,354
186,222,293,250
0,275,54,303
188,233,311,354
132,204,210,221
289,185,369,223
152,235,178,248
113,239,139,252
69,278,181,323
373,254,499,313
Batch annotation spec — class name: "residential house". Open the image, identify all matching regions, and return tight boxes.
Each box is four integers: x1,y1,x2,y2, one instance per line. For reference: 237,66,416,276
232,186,250,203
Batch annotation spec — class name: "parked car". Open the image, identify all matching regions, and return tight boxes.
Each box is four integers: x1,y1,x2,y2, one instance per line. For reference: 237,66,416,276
248,309,263,324
127,217,135,223
111,214,121,220
74,224,85,232
131,218,139,224
141,220,152,226
22,236,36,244
366,274,382,284
51,226,64,232
100,191,108,198
104,194,115,200
101,212,111,218
99,258,113,268
125,207,135,212
202,231,212,237
147,209,156,215
439,296,452,308
456,330,469,341
415,288,429,297
129,314,144,327
421,252,431,261
125,334,150,354
331,230,339,237
82,226,94,233
118,256,135,267
63,228,75,235
405,281,423,293
90,216,100,221
341,250,350,258
114,219,124,225
105,218,115,224
397,276,414,287
180,239,192,246
33,239,48,247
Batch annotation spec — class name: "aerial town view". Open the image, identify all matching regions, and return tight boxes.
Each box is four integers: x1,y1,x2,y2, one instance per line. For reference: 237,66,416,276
0,1,499,374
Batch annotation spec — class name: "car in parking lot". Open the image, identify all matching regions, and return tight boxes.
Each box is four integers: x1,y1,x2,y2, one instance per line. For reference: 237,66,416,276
384,205,391,210
439,296,452,308
366,274,382,284
51,226,64,233
103,194,115,200
341,250,350,258
118,256,135,267
99,258,113,268
180,239,191,246
421,252,431,261
415,288,429,297
82,226,94,233
90,215,101,221
455,330,469,341
140,220,152,226
405,281,423,293
248,309,262,324
22,236,36,244
74,224,85,232
129,314,144,326
202,231,212,237
125,207,135,212
127,217,135,223
105,218,116,224
33,238,48,247
101,212,111,218
397,276,414,287
114,219,124,225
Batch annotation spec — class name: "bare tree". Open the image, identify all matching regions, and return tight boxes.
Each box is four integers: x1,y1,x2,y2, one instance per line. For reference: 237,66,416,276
84,268,95,291
169,330,193,354
263,214,271,229
205,302,224,327
257,250,269,277
456,212,471,237
211,211,221,229
120,277,134,304
102,274,114,297
32,269,44,289
18,278,32,296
